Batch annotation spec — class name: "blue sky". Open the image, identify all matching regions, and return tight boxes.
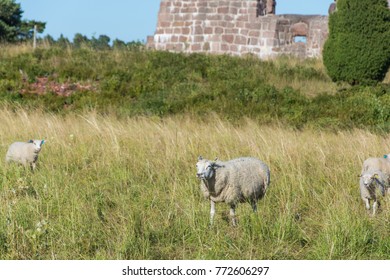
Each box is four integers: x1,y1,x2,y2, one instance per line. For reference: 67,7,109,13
18,0,334,43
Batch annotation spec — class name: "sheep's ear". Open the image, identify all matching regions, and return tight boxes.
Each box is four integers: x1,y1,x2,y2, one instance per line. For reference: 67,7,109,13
41,140,45,145
212,162,224,169
384,155,388,159
358,174,362,177
28,139,33,143
198,156,203,161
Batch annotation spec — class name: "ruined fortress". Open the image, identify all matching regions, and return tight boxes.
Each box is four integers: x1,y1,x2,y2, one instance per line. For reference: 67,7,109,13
146,0,331,59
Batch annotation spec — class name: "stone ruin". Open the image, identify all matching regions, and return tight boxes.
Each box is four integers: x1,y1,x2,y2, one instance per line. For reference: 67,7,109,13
146,0,331,59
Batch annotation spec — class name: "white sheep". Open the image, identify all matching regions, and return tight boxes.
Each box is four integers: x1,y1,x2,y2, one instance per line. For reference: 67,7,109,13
359,156,390,215
196,156,270,226
5,139,45,171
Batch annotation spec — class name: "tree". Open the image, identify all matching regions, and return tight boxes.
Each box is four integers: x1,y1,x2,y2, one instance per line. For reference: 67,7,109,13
91,34,111,50
0,0,22,41
323,0,390,85
73,33,89,48
0,0,45,42
19,20,46,41
56,34,71,48
112,39,126,49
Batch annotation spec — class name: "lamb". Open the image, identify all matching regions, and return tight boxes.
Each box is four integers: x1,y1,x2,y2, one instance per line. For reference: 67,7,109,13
5,139,45,171
359,156,390,215
196,156,270,226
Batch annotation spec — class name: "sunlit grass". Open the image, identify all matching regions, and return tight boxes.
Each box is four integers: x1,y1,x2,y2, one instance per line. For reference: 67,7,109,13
1,108,390,259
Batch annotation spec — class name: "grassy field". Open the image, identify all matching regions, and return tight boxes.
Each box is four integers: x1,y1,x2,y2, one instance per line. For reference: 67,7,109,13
1,108,390,260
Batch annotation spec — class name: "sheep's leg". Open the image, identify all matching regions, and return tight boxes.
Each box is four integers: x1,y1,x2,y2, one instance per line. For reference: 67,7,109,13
251,200,257,213
230,205,237,227
210,200,215,226
30,162,36,172
363,198,370,211
373,200,379,216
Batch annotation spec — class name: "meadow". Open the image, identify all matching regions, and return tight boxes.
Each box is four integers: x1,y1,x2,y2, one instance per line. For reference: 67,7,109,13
1,108,390,259
0,44,390,259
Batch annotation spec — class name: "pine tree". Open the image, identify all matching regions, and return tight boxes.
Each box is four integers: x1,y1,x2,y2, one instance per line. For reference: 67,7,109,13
323,0,390,85
0,0,45,42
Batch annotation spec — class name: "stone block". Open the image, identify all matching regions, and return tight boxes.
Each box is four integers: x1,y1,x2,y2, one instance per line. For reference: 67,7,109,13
248,30,260,37
236,14,249,22
194,13,207,21
222,34,234,43
204,27,213,34
211,42,220,51
236,21,246,28
224,15,234,21
215,27,224,34
191,44,202,51
198,7,215,14
179,36,188,42
193,26,203,34
173,21,185,27
240,29,249,36
231,2,242,8
208,14,222,21
182,7,198,13
225,28,239,34
182,27,190,34
221,43,229,51
249,37,258,45
171,35,179,42
160,21,171,28
217,7,229,14
234,35,247,45
229,7,238,14
194,35,204,42
230,45,238,52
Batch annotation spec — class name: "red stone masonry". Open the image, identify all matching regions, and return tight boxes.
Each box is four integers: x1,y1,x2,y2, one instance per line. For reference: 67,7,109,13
147,0,330,59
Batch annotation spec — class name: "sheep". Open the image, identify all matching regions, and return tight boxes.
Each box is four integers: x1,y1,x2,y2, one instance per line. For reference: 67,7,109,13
5,139,45,171
362,156,390,176
359,170,387,215
196,156,270,226
359,156,390,215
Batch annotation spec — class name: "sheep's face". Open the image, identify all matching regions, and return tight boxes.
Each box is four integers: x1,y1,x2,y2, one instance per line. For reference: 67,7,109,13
196,157,216,180
29,139,45,153
360,173,377,188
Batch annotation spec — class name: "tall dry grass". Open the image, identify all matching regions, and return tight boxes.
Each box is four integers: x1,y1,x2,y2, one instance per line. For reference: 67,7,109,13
1,108,390,259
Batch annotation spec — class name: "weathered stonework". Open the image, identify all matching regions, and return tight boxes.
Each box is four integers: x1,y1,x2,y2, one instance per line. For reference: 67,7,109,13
147,0,329,59
147,0,390,59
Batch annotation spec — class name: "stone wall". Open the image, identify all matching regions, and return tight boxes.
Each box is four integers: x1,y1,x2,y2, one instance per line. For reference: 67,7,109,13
146,0,329,59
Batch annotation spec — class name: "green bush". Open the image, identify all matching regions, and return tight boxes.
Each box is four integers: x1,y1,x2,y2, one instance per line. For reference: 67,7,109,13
323,0,390,85
1,46,390,131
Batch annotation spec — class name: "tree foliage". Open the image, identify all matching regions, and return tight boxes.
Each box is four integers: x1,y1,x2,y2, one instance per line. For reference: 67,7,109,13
0,0,45,42
323,0,390,85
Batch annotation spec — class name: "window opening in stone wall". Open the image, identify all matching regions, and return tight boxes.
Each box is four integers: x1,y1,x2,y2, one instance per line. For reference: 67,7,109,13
256,0,265,17
294,36,307,44
257,0,276,17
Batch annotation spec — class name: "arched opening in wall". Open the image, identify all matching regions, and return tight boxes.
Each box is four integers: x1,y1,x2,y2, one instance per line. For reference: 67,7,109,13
294,36,307,44
290,22,309,44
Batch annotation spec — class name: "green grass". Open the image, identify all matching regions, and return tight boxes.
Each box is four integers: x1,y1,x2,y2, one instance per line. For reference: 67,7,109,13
1,109,390,259
0,45,389,131
0,44,390,259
